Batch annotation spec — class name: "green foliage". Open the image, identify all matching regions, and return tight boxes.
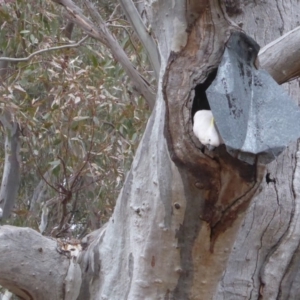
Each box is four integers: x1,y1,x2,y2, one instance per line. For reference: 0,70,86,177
0,0,153,237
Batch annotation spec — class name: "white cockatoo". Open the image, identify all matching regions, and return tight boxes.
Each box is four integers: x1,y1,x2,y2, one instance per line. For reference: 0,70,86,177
193,110,223,149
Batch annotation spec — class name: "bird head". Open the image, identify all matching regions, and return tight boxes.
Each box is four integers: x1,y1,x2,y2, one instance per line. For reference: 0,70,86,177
193,110,223,148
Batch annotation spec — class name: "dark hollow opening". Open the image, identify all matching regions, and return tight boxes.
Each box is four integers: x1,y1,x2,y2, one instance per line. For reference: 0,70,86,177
191,69,218,122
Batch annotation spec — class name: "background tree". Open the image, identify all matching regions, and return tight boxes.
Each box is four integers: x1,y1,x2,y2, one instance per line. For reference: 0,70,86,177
1,0,300,299
0,0,150,236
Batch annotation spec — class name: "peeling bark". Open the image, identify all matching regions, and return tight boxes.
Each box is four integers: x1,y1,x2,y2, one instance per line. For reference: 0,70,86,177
1,0,300,299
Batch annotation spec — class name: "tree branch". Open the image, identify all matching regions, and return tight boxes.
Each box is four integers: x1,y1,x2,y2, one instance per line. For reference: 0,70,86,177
51,0,156,109
0,226,69,299
118,0,160,79
0,36,89,62
259,26,300,84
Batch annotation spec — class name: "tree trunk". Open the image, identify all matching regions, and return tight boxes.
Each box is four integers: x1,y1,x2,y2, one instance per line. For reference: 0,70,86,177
0,112,20,219
1,0,300,299
0,54,21,220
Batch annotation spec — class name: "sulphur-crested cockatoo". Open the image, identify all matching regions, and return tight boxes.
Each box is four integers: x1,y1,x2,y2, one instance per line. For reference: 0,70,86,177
193,110,223,148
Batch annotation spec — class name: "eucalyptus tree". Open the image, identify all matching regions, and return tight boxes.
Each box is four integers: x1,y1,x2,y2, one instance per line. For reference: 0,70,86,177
0,0,148,235
1,0,300,299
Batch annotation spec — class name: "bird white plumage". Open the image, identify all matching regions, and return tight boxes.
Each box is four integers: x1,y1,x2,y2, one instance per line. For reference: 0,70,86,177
193,110,223,148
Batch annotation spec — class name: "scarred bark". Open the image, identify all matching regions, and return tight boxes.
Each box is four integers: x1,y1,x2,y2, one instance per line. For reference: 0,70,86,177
1,0,300,299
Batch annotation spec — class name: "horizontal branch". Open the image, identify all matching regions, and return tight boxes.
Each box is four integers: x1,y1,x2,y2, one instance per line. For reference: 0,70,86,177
260,147,300,298
0,36,89,62
0,226,69,299
259,26,300,84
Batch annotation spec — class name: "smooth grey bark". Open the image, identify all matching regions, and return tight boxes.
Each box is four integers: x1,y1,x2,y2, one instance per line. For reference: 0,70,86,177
0,226,69,300
0,55,21,220
0,54,20,220
1,0,300,299
0,113,20,219
29,172,50,212
118,0,160,79
259,26,300,84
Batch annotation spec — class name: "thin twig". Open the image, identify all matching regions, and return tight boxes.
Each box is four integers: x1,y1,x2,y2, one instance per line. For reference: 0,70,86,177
71,105,96,191
26,137,61,193
0,36,89,62
57,156,69,190
107,3,120,23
